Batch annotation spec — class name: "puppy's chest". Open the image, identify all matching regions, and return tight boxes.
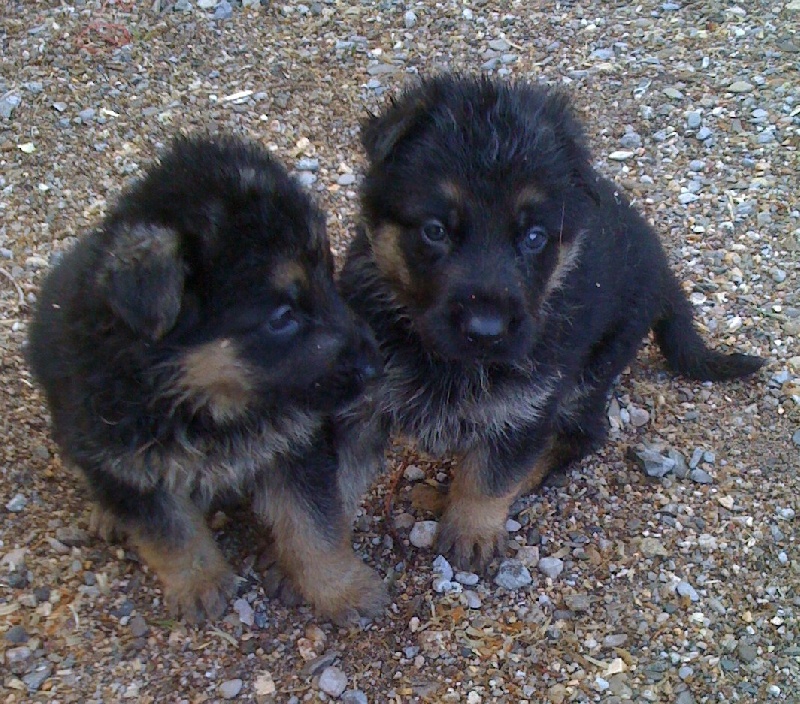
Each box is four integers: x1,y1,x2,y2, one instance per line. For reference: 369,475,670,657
381,358,554,456
157,410,321,500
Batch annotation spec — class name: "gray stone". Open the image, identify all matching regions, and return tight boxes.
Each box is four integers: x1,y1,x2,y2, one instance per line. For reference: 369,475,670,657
404,10,416,28
728,81,754,94
318,666,348,697
488,38,510,51
129,615,148,637
494,559,532,589
604,633,628,647
676,691,696,704
6,494,27,512
342,691,368,704
55,526,89,546
686,111,702,129
696,126,712,140
403,464,424,481
233,597,254,626
688,159,705,171
197,0,217,7
632,447,676,478
214,1,232,19
679,192,699,204
296,172,317,188
737,641,758,663
296,157,319,172
301,651,339,676
409,521,438,548
432,554,453,581
219,679,243,699
78,108,96,121
538,556,564,579
619,132,642,149
23,665,52,692
0,93,21,119
676,581,700,601
463,590,482,609
4,625,29,644
690,468,713,484
678,665,693,679
564,593,591,611
793,429,800,447
337,173,356,186
454,570,479,586
689,448,705,468
6,646,32,673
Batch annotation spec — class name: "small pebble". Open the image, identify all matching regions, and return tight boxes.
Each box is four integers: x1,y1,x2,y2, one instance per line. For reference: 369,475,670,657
318,666,348,698
505,518,522,532
129,615,148,638
629,407,650,427
728,80,754,93
686,111,702,129
214,0,233,20
432,555,453,581
538,556,564,579
494,559,532,590
219,679,243,699
233,598,254,627
342,691,368,704
676,581,700,601
23,665,52,692
690,468,713,484
403,464,424,481
463,590,482,609
6,494,27,512
455,571,479,586
337,173,356,186
409,521,438,548
404,10,416,28
4,625,29,644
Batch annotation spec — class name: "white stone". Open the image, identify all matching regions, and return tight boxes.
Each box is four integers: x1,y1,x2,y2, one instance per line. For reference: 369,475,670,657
318,667,348,698
409,521,438,548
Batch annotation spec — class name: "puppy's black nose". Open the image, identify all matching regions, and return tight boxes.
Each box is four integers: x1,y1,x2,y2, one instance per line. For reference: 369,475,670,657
463,312,507,343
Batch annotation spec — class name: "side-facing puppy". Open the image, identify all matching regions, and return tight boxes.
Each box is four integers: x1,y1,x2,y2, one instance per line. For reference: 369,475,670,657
340,75,764,572
28,135,387,623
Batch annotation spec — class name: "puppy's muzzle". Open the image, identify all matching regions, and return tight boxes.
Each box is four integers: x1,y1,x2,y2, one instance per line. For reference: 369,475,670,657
451,298,521,350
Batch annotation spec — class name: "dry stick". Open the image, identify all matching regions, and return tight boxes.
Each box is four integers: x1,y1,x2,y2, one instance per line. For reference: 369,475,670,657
0,267,24,307
383,456,409,562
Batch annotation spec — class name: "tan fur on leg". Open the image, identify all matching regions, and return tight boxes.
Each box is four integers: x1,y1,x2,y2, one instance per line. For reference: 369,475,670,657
131,507,236,624
259,490,388,625
436,456,518,573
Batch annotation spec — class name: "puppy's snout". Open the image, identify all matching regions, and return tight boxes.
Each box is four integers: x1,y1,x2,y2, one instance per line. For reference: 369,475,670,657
452,299,518,348
463,311,508,342
352,322,384,383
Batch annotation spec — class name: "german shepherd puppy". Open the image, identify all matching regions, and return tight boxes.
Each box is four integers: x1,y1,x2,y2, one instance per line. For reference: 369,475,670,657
28,135,387,623
339,75,764,572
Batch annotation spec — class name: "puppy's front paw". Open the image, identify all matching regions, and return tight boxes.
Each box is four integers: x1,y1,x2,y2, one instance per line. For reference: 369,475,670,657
316,562,389,627
89,504,125,543
162,560,238,624
257,542,303,607
436,507,508,573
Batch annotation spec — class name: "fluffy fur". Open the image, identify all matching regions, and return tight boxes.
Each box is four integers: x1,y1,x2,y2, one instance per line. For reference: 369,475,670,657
28,135,387,623
339,75,764,571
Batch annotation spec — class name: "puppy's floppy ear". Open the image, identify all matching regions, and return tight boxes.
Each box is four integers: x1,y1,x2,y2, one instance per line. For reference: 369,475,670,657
99,223,185,341
361,91,429,164
543,90,602,204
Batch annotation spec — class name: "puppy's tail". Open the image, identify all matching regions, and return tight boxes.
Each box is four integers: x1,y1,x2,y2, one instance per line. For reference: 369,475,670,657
653,276,764,382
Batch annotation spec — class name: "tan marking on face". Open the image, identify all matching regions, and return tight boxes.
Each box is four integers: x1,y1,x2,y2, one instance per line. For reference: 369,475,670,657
256,486,387,623
369,223,412,289
439,180,464,207
179,339,255,422
270,260,308,292
515,184,548,210
541,229,587,303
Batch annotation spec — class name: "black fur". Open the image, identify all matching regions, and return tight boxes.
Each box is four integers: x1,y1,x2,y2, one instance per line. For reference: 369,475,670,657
28,135,387,623
340,75,764,571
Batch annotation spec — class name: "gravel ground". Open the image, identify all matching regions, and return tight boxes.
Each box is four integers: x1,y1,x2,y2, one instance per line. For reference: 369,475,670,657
1,1,798,702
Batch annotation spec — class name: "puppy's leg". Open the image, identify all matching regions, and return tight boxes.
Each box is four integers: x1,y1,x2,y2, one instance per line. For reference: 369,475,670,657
436,449,518,572
438,422,553,572
256,448,388,624
95,483,236,624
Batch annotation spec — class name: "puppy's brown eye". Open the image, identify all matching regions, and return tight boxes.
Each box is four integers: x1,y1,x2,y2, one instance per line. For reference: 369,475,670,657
266,305,299,336
421,220,448,246
519,225,549,255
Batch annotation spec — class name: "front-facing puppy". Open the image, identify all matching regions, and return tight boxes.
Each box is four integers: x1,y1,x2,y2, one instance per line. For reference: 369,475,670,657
340,75,764,572
28,135,387,624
